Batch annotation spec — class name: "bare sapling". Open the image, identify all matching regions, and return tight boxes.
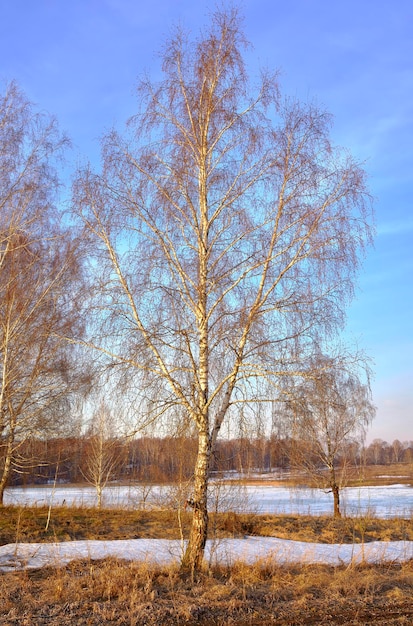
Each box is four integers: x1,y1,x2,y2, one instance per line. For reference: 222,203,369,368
81,401,121,508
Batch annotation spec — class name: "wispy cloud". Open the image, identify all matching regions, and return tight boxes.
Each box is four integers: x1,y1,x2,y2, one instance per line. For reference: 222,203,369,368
377,220,413,236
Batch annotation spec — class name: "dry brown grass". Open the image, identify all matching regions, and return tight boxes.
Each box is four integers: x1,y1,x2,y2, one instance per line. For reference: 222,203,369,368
2,505,413,546
241,462,413,488
247,513,413,543
1,497,413,623
1,557,413,624
358,463,413,485
0,506,190,545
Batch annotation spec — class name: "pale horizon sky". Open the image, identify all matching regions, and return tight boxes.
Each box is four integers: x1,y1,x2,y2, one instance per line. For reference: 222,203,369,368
1,0,412,444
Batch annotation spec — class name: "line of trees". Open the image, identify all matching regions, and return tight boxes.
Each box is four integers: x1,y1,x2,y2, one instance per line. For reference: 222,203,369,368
1,8,376,570
7,434,413,490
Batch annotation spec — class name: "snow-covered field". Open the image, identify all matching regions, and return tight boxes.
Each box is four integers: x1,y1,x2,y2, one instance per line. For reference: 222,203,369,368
2,482,413,572
4,482,413,518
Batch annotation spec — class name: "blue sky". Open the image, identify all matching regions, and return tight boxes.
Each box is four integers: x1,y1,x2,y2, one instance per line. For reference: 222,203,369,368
1,0,412,444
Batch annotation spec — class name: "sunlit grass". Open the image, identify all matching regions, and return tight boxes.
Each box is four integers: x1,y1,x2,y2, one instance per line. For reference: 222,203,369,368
2,505,413,624
1,505,413,545
1,556,412,625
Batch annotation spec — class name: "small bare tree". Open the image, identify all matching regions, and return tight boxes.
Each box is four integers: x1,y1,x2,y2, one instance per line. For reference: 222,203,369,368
81,401,121,508
74,9,373,571
288,356,376,517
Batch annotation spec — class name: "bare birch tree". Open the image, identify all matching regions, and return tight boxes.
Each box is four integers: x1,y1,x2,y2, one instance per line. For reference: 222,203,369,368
81,401,122,508
0,82,86,503
288,356,376,517
74,8,373,571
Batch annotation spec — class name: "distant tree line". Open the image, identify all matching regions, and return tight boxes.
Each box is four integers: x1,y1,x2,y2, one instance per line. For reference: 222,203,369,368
6,435,412,488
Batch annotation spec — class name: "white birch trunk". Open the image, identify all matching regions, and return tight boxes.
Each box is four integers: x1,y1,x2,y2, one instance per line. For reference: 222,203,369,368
182,428,211,572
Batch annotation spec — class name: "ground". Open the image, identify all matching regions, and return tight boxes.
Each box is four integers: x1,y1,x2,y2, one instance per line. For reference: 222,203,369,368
1,557,413,625
1,508,413,624
1,463,413,624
